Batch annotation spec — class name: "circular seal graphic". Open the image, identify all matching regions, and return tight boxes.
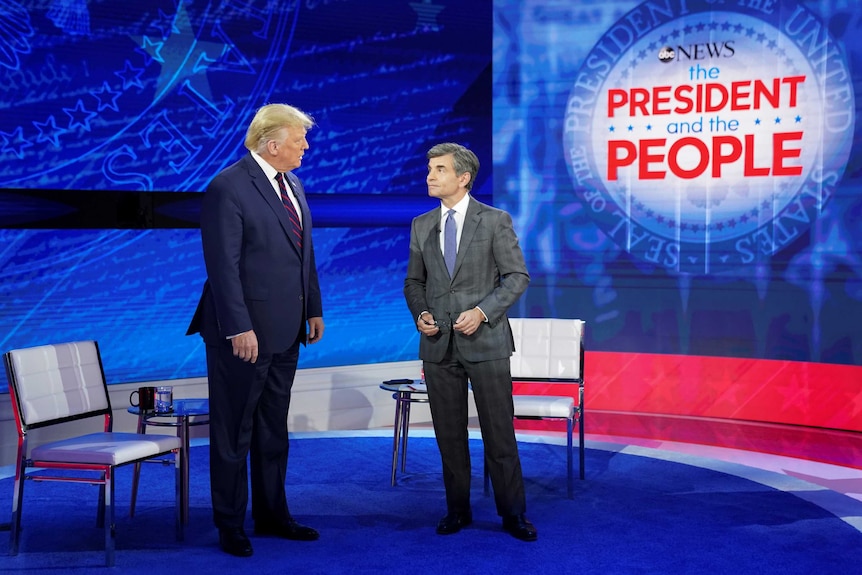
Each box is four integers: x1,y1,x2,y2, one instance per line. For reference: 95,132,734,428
563,0,854,275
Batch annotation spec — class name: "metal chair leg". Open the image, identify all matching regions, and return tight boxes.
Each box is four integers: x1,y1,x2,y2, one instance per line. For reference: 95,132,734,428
105,469,115,567
9,456,25,556
96,480,106,528
567,417,574,499
130,462,141,517
579,406,585,480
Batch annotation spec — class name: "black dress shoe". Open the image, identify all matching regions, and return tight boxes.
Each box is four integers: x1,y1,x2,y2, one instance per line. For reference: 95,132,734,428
502,514,538,541
436,511,473,535
219,527,253,557
255,518,320,541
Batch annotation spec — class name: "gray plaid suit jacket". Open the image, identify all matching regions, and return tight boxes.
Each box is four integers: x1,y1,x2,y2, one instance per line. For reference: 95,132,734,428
404,197,530,363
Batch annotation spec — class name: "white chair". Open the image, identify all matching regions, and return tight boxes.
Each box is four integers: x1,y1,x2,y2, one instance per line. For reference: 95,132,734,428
4,341,183,566
484,318,585,498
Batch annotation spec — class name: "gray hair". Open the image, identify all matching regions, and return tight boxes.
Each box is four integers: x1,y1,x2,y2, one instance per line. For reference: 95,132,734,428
427,142,479,191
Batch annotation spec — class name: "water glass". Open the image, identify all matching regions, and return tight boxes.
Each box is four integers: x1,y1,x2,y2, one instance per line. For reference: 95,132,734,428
155,386,173,413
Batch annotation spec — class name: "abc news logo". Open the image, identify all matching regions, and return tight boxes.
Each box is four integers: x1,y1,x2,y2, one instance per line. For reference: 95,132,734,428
658,41,735,63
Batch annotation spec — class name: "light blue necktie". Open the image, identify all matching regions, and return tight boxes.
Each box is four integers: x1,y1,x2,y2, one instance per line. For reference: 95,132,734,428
444,208,457,276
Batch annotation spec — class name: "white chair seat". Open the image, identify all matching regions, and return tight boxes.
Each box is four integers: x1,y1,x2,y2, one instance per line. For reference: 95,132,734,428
5,340,183,566
31,432,182,466
483,318,585,499
511,395,574,419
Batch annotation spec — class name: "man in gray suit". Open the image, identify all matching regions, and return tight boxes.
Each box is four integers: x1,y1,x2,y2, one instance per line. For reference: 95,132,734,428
403,142,536,541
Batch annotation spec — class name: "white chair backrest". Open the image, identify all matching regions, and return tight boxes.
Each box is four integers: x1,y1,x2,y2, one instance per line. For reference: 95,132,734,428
509,318,584,381
5,341,109,427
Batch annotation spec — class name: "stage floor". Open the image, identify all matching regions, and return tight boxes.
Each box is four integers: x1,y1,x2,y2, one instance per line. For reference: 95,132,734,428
394,409,862,509
514,409,862,508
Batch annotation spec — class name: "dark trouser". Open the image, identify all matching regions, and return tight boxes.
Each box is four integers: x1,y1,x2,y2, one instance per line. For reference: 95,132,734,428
424,339,526,517
206,338,300,529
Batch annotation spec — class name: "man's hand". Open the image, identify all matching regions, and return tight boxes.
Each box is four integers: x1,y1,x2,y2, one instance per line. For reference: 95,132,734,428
453,308,484,336
232,330,259,363
308,317,325,343
417,311,440,336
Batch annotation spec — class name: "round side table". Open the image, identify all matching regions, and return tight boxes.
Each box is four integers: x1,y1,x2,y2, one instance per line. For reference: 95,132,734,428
379,380,427,486
127,398,209,524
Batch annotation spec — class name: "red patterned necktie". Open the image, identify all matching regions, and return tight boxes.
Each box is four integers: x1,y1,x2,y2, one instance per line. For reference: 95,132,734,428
275,172,303,249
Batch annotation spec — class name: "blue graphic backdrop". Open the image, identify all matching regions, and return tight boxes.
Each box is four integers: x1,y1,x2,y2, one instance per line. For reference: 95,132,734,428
1,0,860,390
493,0,862,367
0,0,491,384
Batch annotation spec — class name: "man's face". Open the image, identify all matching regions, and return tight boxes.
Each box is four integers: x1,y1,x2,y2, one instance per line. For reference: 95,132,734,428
271,125,308,172
427,153,469,205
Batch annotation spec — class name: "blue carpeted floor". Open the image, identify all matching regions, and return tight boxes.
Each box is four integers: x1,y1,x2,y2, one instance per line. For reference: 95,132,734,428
2,433,862,574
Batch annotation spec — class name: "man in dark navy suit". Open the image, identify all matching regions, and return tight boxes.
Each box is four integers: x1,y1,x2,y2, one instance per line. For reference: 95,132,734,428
188,103,324,557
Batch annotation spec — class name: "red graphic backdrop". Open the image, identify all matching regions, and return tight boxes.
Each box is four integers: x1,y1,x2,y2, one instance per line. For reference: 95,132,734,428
516,352,862,433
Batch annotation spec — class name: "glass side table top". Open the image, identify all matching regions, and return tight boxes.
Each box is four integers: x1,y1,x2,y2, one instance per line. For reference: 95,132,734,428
380,379,426,393
127,398,209,418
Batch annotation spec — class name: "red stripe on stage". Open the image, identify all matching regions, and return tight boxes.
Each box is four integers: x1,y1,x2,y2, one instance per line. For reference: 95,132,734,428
514,351,862,432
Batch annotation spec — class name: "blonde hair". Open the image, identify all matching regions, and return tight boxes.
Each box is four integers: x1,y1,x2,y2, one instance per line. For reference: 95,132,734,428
244,104,315,153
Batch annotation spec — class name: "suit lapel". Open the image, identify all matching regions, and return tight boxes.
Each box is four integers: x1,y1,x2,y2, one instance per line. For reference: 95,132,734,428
452,199,481,278
420,210,448,277
246,157,302,257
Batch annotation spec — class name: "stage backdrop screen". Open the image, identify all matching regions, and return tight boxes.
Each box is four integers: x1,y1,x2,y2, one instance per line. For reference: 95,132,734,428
1,0,860,434
0,0,491,385
494,0,862,430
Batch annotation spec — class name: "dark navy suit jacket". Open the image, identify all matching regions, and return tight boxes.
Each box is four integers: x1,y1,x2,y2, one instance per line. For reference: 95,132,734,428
188,153,322,353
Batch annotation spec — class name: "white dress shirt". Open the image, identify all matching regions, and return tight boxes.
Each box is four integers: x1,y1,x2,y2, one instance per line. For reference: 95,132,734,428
250,151,303,226
438,193,470,254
